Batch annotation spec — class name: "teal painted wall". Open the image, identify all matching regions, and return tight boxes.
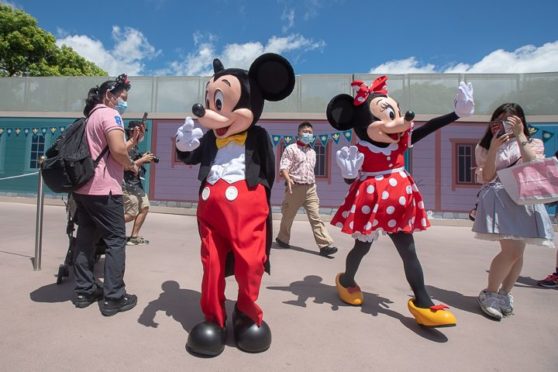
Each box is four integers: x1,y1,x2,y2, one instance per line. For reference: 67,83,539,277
0,117,153,195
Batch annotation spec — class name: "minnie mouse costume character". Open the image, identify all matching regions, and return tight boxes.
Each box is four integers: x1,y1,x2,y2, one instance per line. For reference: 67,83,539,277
175,53,295,356
326,76,474,327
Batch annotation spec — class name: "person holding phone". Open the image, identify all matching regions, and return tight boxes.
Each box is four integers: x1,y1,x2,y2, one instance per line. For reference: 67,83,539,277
473,103,554,320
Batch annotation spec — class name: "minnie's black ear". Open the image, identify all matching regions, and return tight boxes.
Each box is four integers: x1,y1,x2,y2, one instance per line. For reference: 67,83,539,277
248,53,295,101
326,94,357,131
213,59,224,74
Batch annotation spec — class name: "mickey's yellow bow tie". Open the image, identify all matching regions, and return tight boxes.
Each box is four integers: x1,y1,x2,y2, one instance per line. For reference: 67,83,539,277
216,131,248,149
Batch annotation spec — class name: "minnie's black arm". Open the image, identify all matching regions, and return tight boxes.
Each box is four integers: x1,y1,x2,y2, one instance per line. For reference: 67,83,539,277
411,112,459,144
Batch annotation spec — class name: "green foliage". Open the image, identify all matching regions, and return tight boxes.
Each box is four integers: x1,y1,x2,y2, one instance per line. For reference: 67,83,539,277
0,4,106,77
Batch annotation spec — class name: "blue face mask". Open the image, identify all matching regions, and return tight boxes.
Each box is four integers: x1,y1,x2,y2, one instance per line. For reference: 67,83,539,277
115,99,128,115
300,132,314,145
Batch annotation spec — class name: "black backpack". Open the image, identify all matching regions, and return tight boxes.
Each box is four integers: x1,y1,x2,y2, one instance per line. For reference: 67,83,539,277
42,107,108,193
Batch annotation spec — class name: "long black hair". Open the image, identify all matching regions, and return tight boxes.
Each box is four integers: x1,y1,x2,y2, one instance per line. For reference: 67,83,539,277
478,102,530,150
83,74,131,116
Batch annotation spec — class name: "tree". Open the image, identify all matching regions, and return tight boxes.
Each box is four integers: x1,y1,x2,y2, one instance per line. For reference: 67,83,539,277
0,4,106,77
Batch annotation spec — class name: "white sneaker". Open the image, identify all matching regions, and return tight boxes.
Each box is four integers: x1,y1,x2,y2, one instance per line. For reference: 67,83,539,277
498,290,514,316
477,290,503,320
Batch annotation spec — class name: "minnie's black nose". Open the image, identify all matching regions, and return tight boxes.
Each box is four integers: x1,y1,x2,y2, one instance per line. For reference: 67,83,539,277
404,111,415,121
192,103,206,118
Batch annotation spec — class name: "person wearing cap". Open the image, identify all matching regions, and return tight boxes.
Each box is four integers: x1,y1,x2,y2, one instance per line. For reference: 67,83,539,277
71,74,140,316
123,120,154,245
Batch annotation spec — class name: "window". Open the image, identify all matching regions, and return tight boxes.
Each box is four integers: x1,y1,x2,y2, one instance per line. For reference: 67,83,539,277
29,134,46,169
25,133,51,172
313,141,329,178
455,143,476,185
0,133,6,174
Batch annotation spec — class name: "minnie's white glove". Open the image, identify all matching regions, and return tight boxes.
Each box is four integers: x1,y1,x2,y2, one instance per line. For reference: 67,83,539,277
175,116,203,152
336,146,364,179
454,81,475,118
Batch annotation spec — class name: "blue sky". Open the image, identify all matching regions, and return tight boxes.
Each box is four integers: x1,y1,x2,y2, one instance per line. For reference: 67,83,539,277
4,0,558,76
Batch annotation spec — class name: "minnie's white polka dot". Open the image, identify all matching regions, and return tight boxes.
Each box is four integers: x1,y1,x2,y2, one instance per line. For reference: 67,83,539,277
387,156,391,161
406,185,412,194
388,219,397,228
408,219,413,226
366,185,375,194
388,164,393,168
372,219,379,226
418,201,424,209
375,175,384,181
365,222,372,230
349,221,354,229
342,210,349,218
421,218,427,227
373,204,379,213
356,190,360,197
361,205,371,214
350,204,356,213
381,191,389,200
412,184,419,192
399,170,408,178
386,206,395,214
399,196,406,205
389,178,398,187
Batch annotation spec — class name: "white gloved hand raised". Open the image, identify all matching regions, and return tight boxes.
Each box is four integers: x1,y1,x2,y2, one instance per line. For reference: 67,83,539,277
454,81,475,118
336,146,364,179
175,116,203,152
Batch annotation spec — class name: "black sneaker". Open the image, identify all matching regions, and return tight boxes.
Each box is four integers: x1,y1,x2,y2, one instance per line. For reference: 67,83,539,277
72,286,103,308
275,237,290,248
100,293,137,316
319,246,338,257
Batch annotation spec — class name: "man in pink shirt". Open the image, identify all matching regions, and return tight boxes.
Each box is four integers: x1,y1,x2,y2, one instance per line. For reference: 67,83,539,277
276,121,337,257
71,74,141,316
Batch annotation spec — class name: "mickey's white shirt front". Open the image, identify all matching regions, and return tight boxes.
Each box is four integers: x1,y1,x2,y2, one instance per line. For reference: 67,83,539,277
206,143,246,185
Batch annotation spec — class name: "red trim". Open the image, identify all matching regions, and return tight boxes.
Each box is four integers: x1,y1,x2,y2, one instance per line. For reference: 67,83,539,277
449,138,481,191
148,120,158,200
434,130,442,211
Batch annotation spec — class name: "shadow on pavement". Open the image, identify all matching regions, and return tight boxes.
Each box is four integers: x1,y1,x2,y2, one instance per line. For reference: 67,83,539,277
426,285,486,316
515,275,550,290
30,281,74,303
268,275,448,343
137,280,239,352
272,243,334,259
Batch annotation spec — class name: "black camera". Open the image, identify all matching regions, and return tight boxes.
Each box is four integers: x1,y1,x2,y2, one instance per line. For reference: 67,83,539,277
152,156,160,163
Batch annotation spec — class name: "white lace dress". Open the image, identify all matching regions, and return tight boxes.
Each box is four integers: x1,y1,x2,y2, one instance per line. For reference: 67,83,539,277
472,138,555,247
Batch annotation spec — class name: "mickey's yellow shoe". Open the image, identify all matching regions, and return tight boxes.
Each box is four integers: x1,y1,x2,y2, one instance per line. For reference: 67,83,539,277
407,299,457,327
335,273,363,306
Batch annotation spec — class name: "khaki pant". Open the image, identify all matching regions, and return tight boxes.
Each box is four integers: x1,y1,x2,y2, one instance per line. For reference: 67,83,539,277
277,183,334,249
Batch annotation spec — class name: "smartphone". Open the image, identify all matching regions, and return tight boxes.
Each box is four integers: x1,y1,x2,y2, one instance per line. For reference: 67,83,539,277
490,120,514,138
141,112,149,132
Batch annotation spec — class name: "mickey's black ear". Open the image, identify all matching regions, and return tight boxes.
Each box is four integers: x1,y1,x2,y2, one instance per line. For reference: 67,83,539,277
249,53,295,101
326,94,357,131
213,59,224,74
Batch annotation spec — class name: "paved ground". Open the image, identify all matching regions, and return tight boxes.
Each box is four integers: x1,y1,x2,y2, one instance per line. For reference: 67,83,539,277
1,201,557,372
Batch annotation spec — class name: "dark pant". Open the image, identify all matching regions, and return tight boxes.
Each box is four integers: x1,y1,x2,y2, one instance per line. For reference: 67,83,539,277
73,193,127,300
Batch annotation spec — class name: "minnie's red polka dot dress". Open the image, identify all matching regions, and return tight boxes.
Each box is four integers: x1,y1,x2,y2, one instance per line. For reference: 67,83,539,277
331,130,430,241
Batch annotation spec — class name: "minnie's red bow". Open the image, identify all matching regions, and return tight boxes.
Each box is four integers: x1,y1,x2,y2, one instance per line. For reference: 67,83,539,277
351,75,388,106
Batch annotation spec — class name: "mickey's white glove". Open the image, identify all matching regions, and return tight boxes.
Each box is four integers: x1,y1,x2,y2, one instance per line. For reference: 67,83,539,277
336,146,364,179
454,81,474,118
175,116,203,152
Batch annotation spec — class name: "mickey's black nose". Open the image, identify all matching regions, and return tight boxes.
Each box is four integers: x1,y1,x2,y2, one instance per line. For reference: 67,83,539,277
404,111,415,121
192,103,206,118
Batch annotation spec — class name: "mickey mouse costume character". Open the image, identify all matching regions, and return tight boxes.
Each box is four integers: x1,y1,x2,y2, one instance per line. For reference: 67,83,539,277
326,76,474,327
175,53,295,356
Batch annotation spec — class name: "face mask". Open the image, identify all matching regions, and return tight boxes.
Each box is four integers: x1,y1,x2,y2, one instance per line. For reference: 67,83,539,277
115,98,128,115
300,133,314,145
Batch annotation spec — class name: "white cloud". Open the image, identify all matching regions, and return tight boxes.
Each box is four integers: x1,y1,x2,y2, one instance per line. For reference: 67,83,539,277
162,33,325,76
281,8,295,33
56,26,160,76
369,41,558,74
370,57,436,74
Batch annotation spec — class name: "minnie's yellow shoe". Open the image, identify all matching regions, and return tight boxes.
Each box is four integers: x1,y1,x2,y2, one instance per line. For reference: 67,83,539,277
335,273,363,306
407,299,457,327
